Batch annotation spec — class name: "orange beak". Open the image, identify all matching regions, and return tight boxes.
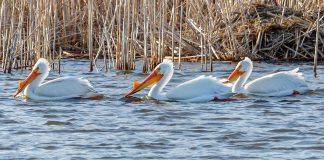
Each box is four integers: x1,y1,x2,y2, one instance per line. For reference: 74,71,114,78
124,68,163,97
227,65,245,83
13,67,41,98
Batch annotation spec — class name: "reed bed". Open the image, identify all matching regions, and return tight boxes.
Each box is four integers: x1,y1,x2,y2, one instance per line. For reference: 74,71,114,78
0,0,323,73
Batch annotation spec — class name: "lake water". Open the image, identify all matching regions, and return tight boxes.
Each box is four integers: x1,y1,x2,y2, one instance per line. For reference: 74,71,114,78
1,59,324,159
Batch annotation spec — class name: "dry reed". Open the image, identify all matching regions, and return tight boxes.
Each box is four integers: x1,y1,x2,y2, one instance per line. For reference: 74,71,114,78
0,0,323,74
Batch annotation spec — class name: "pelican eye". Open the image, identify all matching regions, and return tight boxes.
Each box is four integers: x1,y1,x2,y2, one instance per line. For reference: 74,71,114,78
32,67,42,75
155,68,162,74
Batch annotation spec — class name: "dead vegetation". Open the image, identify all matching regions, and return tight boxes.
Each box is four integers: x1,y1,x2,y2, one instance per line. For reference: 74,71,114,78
0,0,323,73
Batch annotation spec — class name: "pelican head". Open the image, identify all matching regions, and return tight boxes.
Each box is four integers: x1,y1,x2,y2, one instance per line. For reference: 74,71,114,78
125,60,173,97
227,57,253,83
13,58,50,97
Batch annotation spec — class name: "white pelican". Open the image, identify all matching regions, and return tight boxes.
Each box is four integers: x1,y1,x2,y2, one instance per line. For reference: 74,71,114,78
125,60,232,101
227,57,309,96
13,58,100,100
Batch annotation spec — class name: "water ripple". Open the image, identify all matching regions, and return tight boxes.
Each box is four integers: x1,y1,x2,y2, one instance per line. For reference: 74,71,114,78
0,60,324,159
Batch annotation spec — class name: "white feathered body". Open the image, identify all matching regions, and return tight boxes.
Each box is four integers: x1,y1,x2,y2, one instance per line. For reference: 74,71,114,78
245,68,309,96
24,77,98,100
166,75,232,101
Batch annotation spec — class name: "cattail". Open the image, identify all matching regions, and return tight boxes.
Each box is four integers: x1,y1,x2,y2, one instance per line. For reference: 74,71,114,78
88,0,94,72
313,2,321,78
178,2,183,70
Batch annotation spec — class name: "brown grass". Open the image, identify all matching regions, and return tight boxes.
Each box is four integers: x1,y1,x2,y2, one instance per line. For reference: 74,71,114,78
0,0,323,73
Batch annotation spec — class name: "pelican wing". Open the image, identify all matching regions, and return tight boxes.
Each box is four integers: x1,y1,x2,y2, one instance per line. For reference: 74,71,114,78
245,68,308,96
166,75,231,100
35,77,97,98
